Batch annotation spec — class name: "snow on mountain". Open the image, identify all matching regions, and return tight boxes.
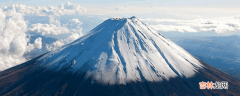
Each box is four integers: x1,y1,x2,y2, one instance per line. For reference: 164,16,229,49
36,16,204,84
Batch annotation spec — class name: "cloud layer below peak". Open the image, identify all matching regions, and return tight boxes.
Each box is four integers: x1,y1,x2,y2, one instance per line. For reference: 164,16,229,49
141,16,240,34
0,10,43,71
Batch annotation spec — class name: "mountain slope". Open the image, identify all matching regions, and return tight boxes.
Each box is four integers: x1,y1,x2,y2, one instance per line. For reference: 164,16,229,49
0,16,240,96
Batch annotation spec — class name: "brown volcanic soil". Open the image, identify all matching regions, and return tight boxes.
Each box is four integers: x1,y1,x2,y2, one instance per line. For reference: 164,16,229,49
0,55,240,96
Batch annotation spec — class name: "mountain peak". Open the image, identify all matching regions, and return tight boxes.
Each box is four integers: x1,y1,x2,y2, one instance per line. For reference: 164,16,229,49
109,16,138,21
130,16,137,19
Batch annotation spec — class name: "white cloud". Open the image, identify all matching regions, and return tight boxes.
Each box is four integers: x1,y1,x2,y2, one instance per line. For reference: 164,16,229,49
0,10,42,71
28,17,83,35
26,15,84,53
149,24,198,32
59,1,87,14
46,18,83,51
70,18,82,24
34,37,42,49
66,18,83,32
0,1,87,16
29,23,70,35
140,18,180,23
46,32,82,51
142,16,240,34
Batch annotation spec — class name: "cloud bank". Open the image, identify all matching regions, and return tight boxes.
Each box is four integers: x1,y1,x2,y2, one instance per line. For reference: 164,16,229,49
149,24,198,32
0,1,86,16
0,9,42,71
45,18,83,51
141,16,240,34
0,1,85,71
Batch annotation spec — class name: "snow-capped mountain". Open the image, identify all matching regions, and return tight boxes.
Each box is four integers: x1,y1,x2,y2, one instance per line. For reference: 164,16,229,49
0,16,240,96
37,16,203,83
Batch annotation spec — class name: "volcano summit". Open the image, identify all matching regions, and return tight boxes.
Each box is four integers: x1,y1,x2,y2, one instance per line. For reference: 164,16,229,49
0,16,240,96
